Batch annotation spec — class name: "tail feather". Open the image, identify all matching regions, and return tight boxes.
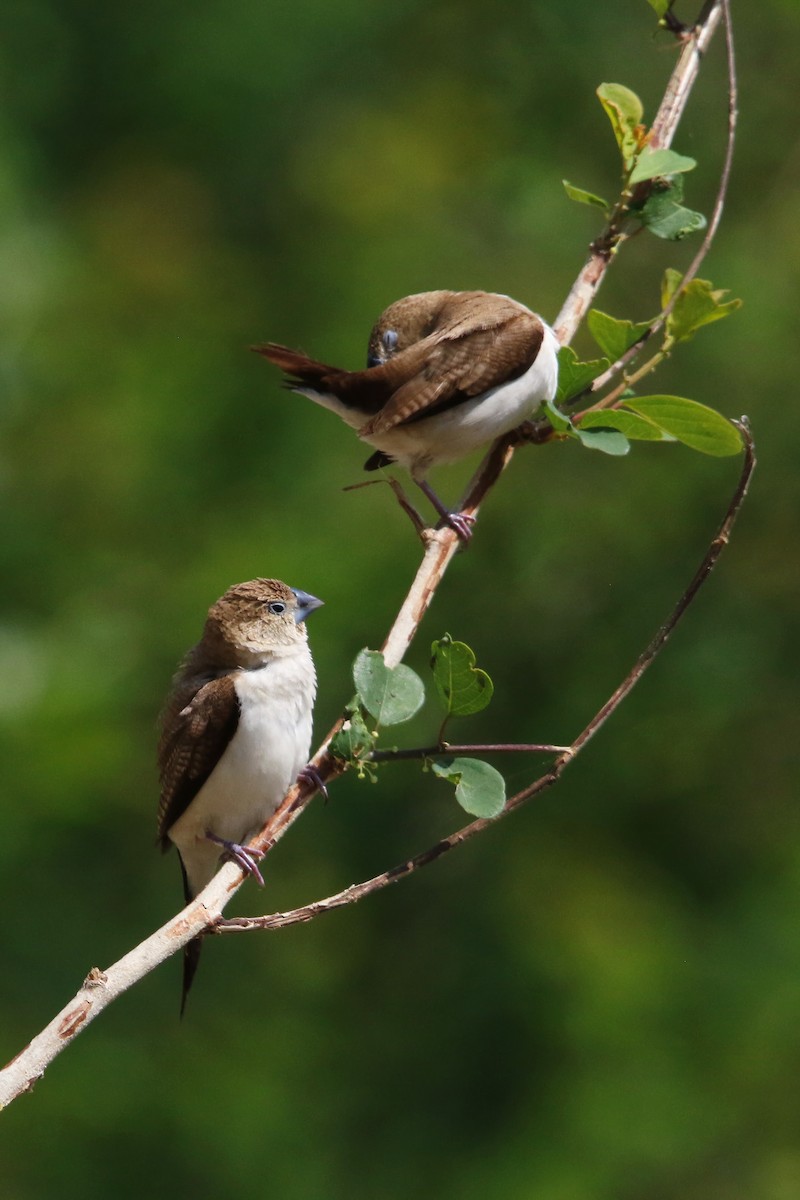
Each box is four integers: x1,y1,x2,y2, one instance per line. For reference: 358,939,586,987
252,343,339,385
253,341,391,419
180,938,203,1018
178,856,203,1018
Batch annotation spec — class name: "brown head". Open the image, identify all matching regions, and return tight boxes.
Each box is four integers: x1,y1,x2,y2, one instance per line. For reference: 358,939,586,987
366,291,458,367
193,579,323,670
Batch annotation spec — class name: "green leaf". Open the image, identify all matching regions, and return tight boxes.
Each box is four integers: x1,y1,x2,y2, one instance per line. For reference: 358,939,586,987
663,275,743,343
597,83,645,168
431,635,494,717
562,179,609,212
587,310,653,360
575,427,631,456
661,266,683,309
577,409,673,441
544,397,573,433
623,396,744,456
647,0,672,16
432,757,506,818
555,346,609,404
629,147,696,184
353,649,425,726
639,177,706,241
549,393,637,457
329,703,377,765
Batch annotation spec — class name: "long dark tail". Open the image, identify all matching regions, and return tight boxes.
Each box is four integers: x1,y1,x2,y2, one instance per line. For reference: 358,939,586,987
179,858,203,1018
252,342,339,386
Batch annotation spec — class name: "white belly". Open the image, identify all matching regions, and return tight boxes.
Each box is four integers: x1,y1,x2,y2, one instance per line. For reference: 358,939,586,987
375,324,560,473
168,649,316,896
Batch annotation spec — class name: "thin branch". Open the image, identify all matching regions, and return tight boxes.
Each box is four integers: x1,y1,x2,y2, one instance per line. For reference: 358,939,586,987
215,419,756,936
678,0,737,293
0,1,730,1110
563,415,753,759
649,1,723,149
369,743,571,763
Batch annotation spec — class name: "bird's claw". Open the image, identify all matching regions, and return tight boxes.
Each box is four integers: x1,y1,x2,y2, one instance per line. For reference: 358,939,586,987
205,831,266,886
440,510,475,542
297,763,329,800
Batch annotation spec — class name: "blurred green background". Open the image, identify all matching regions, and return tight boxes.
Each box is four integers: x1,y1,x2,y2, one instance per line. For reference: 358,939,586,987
1,1,798,1196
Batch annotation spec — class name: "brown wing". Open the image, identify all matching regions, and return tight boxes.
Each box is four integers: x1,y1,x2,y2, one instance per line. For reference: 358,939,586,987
360,308,544,436
157,673,240,846
254,294,545,430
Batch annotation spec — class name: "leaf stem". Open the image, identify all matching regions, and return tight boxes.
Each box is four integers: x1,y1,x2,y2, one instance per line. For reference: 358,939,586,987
578,348,668,416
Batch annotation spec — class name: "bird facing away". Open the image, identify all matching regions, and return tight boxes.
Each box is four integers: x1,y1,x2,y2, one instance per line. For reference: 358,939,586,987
254,290,560,539
157,578,322,1012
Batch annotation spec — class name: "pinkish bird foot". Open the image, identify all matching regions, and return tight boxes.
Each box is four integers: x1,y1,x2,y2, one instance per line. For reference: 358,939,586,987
415,479,475,544
440,510,475,541
205,831,265,886
297,763,329,800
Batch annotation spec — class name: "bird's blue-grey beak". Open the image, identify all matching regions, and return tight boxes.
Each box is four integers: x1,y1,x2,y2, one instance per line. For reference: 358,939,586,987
291,588,324,624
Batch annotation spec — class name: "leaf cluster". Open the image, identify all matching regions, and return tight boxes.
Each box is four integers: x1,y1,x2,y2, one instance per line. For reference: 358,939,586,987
563,80,706,241
330,639,506,818
549,270,743,458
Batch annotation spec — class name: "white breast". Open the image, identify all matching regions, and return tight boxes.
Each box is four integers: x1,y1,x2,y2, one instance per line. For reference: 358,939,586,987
168,646,316,896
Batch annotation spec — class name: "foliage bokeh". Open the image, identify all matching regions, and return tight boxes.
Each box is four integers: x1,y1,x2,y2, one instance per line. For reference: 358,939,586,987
1,2,798,1196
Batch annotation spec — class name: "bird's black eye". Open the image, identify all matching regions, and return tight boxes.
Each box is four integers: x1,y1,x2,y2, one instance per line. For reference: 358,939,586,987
267,601,286,615
382,329,398,353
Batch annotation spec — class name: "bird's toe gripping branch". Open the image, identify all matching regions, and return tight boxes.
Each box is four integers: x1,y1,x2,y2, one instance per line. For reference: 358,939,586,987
205,831,266,887
296,762,329,800
440,510,476,541
415,479,475,543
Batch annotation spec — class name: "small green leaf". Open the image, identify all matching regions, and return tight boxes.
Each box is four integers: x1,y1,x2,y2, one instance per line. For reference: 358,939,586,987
353,649,425,726
664,275,743,343
597,83,645,167
661,267,683,309
432,757,506,818
642,198,706,241
587,310,653,360
577,409,673,441
544,396,573,433
647,0,672,16
431,635,494,717
639,177,706,241
629,147,696,184
562,179,609,211
575,427,631,456
555,346,610,404
623,396,744,456
329,703,377,766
